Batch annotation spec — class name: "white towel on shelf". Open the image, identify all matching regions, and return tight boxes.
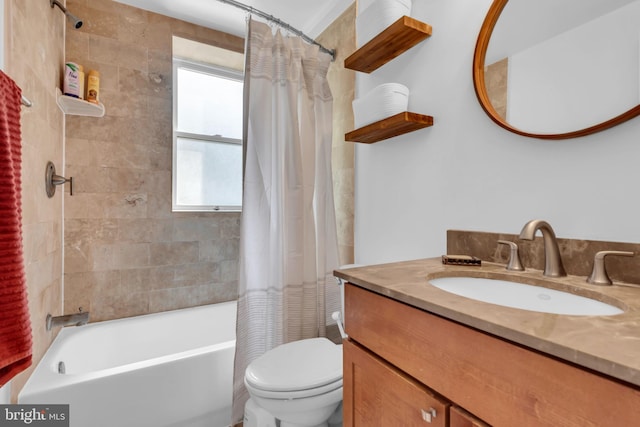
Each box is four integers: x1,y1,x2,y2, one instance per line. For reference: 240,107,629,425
356,0,413,47
352,83,410,128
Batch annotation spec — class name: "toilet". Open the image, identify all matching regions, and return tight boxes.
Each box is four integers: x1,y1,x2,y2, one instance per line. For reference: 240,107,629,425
243,266,358,427
244,337,343,427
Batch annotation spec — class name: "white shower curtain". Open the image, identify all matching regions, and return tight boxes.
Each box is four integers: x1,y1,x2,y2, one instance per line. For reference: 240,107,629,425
231,19,340,423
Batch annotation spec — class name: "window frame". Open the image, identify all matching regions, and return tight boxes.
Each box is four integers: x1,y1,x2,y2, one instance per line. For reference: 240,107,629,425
172,57,244,212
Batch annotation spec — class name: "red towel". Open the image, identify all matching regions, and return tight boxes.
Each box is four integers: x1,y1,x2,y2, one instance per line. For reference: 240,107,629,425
0,70,31,387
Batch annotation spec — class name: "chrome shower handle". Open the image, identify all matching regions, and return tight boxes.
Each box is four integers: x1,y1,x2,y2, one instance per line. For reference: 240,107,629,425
45,161,73,197
51,174,73,196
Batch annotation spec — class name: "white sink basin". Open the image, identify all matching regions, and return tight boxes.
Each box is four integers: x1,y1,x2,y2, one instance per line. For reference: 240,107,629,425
429,277,623,316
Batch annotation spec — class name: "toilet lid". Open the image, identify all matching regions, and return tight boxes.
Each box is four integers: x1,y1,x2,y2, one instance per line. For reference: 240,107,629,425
245,338,342,392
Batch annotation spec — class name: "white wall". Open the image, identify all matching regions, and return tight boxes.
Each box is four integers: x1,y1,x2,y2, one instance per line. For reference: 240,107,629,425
508,1,640,133
354,0,640,265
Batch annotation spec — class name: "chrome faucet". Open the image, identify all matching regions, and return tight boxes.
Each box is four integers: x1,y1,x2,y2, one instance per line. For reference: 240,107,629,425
518,220,567,277
46,309,89,331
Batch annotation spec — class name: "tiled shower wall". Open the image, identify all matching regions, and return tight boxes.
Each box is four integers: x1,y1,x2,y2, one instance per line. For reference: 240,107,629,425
317,3,356,342
6,0,65,400
319,3,356,267
62,0,356,322
63,0,245,321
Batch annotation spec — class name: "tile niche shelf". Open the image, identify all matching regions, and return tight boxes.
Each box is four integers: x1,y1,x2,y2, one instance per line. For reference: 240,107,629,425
56,88,105,117
345,16,433,143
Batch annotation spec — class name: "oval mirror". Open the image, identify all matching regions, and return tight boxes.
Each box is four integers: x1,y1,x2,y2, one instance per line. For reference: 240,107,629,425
473,0,640,139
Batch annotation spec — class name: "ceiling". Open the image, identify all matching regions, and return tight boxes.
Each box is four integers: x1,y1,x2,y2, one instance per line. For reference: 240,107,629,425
114,0,353,39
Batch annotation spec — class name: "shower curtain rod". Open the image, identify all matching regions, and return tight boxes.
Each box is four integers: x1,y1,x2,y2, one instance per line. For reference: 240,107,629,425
216,0,336,60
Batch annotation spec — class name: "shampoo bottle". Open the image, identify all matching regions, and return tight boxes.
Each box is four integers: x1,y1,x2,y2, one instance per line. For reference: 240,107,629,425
86,70,100,104
63,62,81,98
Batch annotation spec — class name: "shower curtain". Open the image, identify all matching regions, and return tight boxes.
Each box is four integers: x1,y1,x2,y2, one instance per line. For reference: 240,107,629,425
232,18,339,423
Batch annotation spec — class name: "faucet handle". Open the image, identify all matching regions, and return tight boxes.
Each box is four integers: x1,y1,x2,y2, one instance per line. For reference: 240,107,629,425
587,250,634,286
497,240,525,271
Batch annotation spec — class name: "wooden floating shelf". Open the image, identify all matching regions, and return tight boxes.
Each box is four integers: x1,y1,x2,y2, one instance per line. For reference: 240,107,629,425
345,112,434,144
345,16,432,73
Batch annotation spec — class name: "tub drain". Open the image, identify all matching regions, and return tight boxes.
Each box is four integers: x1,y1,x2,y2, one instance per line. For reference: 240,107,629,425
58,361,66,374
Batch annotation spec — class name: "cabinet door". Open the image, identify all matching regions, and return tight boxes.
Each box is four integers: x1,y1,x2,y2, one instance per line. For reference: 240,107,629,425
450,406,491,427
343,339,449,427
345,283,640,426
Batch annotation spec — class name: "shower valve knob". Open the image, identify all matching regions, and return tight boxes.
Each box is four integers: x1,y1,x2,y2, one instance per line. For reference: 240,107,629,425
52,174,73,196
45,161,73,197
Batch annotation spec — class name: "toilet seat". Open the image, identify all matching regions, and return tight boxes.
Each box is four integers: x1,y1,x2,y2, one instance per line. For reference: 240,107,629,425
245,338,343,399
246,377,343,400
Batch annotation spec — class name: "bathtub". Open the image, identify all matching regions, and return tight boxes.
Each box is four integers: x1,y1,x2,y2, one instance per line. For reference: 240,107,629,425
19,302,237,427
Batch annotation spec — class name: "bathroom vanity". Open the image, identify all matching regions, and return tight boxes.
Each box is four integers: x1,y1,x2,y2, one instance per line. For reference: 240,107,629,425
336,258,640,426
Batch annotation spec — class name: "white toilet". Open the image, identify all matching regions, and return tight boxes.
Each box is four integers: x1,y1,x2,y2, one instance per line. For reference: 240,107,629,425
243,266,357,427
244,337,343,427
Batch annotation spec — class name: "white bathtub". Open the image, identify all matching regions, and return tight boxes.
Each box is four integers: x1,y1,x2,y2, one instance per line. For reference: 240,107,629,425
19,302,237,427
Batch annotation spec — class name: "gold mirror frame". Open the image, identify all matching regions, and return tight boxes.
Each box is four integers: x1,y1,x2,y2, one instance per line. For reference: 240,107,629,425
472,0,640,140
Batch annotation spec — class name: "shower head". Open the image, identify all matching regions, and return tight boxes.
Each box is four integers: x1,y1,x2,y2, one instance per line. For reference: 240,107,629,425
50,0,83,29
65,10,83,29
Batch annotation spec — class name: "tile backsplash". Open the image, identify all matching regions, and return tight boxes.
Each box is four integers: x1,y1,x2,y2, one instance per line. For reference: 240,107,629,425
448,230,640,285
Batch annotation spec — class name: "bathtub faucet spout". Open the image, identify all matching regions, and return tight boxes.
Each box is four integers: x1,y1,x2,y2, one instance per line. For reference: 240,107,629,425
46,309,89,331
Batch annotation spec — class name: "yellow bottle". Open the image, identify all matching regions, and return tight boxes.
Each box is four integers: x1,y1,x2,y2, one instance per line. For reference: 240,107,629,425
86,70,100,104
78,65,85,100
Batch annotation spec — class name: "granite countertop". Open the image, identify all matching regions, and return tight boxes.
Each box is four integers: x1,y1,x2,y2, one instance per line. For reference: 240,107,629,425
335,258,640,388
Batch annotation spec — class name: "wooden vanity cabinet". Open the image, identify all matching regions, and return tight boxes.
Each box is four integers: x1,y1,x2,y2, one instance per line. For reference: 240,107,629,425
343,339,449,426
450,406,490,427
343,283,640,427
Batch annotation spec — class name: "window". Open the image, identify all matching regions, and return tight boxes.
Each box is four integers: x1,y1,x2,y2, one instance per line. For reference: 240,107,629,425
172,42,244,212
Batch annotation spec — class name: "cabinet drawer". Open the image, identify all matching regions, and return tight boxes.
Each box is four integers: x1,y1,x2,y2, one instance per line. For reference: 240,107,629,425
345,283,640,426
343,339,448,427
450,406,490,427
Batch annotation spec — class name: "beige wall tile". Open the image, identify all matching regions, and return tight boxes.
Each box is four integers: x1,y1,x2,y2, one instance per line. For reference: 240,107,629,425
61,0,351,325
124,265,176,291
80,2,120,40
101,88,148,118
110,243,151,269
67,0,246,314
149,242,200,266
174,262,220,285
7,0,65,401
88,34,149,72
318,4,356,266
116,218,172,243
172,218,221,241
